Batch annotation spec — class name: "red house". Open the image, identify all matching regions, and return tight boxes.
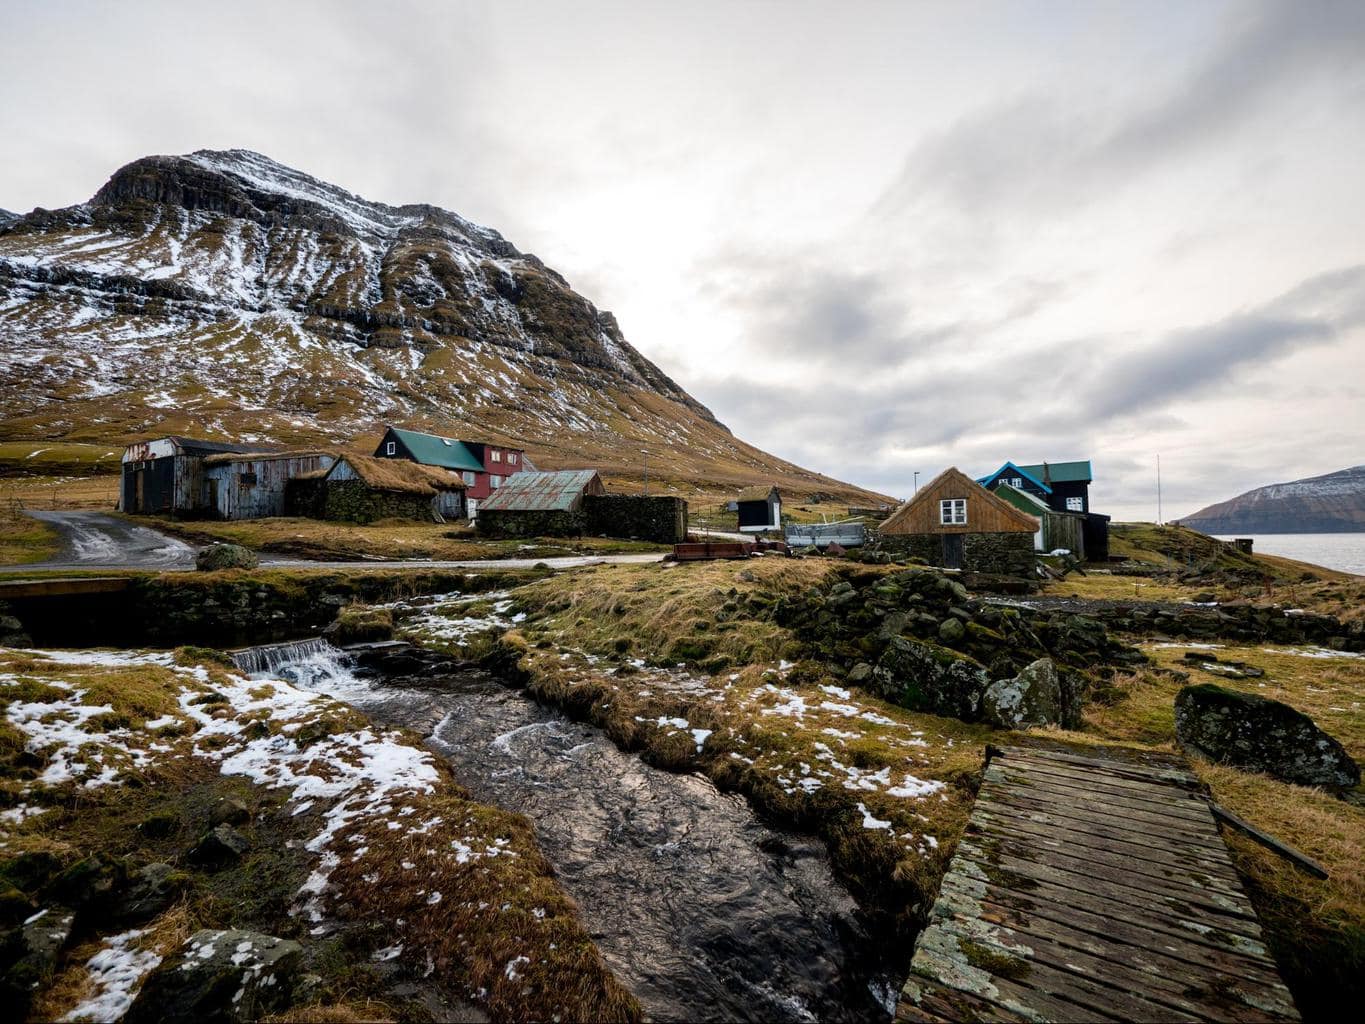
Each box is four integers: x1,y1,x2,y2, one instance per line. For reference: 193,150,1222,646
373,426,529,513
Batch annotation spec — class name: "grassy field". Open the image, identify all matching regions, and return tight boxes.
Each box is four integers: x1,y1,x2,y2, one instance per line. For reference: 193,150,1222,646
0,646,639,1023
0,441,123,477
393,556,1365,1018
147,516,666,562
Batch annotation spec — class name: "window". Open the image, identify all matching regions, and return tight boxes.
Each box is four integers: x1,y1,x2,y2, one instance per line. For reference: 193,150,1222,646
939,498,967,525
490,475,503,487
508,452,518,465
384,441,396,455
239,472,257,486
1010,477,1023,488
1066,496,1084,512
491,450,502,462
462,471,475,486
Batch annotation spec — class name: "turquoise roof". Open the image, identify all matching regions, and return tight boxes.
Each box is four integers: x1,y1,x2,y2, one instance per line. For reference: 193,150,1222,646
977,461,1052,494
387,427,484,473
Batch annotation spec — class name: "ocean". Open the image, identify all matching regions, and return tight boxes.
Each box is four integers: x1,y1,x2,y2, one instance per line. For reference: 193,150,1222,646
1214,534,1365,576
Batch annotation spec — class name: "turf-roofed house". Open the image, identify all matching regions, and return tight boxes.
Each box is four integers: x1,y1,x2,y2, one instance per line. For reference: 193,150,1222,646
373,426,529,515
287,453,467,524
876,467,1039,573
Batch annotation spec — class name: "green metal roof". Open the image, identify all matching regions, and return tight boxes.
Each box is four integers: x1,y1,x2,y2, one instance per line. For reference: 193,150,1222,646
1018,460,1092,484
478,469,602,512
387,427,485,473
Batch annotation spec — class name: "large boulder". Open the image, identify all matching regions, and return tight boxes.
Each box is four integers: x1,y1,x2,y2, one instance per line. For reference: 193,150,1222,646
195,543,259,572
1174,684,1360,789
125,929,303,1024
870,637,989,721
982,658,1065,729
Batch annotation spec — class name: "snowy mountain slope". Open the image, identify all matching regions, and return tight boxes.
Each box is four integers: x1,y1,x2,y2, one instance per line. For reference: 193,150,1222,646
1182,465,1365,534
0,150,874,498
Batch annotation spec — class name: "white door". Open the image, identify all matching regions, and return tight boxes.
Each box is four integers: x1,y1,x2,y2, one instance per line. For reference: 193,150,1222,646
467,498,478,520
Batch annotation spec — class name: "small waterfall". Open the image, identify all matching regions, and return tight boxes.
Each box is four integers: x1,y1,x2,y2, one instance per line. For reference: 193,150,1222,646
230,637,336,676
230,638,374,699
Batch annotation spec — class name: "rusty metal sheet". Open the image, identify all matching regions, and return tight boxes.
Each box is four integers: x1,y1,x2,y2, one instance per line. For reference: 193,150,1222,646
478,470,601,512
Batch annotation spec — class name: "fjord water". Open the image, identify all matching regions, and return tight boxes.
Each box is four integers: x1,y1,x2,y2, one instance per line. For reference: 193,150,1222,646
1215,534,1365,575
244,642,897,1023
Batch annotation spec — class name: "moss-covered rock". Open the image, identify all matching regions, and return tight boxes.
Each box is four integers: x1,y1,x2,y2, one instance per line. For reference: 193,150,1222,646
982,658,1068,729
125,929,303,1024
1174,683,1360,788
871,637,989,720
194,543,259,571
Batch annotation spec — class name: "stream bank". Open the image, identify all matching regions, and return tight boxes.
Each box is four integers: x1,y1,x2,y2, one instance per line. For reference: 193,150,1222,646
261,639,901,1023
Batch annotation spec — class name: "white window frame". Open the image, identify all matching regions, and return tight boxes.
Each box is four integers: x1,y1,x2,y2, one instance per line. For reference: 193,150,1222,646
491,450,502,463
462,471,476,486
1066,496,1084,512
385,441,396,455
490,474,503,487
1010,477,1022,488
508,452,518,465
939,498,967,525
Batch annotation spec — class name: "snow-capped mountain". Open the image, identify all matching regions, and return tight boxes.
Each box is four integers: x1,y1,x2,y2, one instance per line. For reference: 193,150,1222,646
0,150,868,497
1182,465,1365,534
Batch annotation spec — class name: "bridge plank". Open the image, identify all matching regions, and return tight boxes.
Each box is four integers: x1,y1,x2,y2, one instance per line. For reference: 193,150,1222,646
897,745,1300,1022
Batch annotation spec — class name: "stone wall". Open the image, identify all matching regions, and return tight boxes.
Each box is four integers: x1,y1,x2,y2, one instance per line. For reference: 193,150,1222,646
325,481,434,524
585,495,687,544
476,509,584,538
873,532,1034,575
963,532,1035,575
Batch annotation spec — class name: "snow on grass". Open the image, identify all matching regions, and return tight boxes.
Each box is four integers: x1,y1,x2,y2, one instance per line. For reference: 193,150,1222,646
61,929,161,1023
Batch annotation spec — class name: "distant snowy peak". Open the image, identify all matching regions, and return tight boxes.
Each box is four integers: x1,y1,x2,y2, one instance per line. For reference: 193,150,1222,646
1183,465,1365,534
0,209,15,228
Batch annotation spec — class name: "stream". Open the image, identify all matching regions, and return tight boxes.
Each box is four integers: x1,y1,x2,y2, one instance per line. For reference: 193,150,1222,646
237,639,898,1023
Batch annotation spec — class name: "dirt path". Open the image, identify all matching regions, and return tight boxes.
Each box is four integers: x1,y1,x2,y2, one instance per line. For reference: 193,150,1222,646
15,511,667,572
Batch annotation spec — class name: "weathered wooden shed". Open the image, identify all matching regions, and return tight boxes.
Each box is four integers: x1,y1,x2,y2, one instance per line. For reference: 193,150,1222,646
296,454,466,524
736,486,782,533
201,451,335,520
991,482,1086,558
877,467,1038,573
120,436,269,516
475,469,606,538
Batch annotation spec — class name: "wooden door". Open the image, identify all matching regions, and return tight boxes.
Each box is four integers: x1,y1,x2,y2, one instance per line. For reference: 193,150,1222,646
135,470,145,512
941,534,964,569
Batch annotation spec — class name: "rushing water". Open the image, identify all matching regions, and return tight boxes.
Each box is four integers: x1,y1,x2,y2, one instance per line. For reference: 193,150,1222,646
1213,533,1365,575
242,640,898,1023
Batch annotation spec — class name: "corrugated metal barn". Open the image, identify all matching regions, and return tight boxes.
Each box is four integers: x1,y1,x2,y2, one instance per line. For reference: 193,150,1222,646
120,436,268,515
202,451,335,520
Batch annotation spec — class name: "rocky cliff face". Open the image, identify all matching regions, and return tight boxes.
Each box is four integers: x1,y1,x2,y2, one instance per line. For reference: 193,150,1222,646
0,150,864,496
1182,465,1365,534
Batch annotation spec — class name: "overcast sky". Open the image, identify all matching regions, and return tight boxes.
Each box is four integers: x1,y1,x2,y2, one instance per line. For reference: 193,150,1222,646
3,0,1362,518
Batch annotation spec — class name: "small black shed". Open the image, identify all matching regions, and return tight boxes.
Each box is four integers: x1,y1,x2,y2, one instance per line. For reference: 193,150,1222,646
736,486,782,533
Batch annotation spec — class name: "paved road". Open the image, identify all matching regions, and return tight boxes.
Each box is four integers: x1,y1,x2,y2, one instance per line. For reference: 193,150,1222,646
14,511,667,573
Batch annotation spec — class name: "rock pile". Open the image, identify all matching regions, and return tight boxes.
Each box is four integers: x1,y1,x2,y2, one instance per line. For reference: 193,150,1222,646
767,567,1143,728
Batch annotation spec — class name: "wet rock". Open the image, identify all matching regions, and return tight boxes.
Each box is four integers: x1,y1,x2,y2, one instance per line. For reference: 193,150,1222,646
847,662,873,685
188,824,250,867
1174,684,1360,789
982,658,1064,729
125,929,303,1024
110,864,189,926
0,908,75,1012
195,543,260,571
870,637,989,721
937,618,965,643
208,798,251,828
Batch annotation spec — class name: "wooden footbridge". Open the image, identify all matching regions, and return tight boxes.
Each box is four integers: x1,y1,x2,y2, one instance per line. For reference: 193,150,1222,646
897,745,1301,1023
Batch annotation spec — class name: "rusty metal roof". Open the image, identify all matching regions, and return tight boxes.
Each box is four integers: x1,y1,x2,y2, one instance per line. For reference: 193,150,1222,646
479,469,601,512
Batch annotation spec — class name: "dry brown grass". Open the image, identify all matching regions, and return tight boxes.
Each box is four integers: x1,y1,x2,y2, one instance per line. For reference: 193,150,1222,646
264,1001,399,1023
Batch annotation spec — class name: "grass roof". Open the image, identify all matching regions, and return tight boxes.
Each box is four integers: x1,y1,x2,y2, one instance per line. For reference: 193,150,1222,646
330,454,466,495
202,449,333,466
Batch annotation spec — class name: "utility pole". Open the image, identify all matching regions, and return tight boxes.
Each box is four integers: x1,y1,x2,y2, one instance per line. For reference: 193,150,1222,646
1157,454,1163,526
913,471,920,494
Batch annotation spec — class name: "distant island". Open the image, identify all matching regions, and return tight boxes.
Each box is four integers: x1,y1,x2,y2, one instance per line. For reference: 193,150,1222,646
1181,465,1365,534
